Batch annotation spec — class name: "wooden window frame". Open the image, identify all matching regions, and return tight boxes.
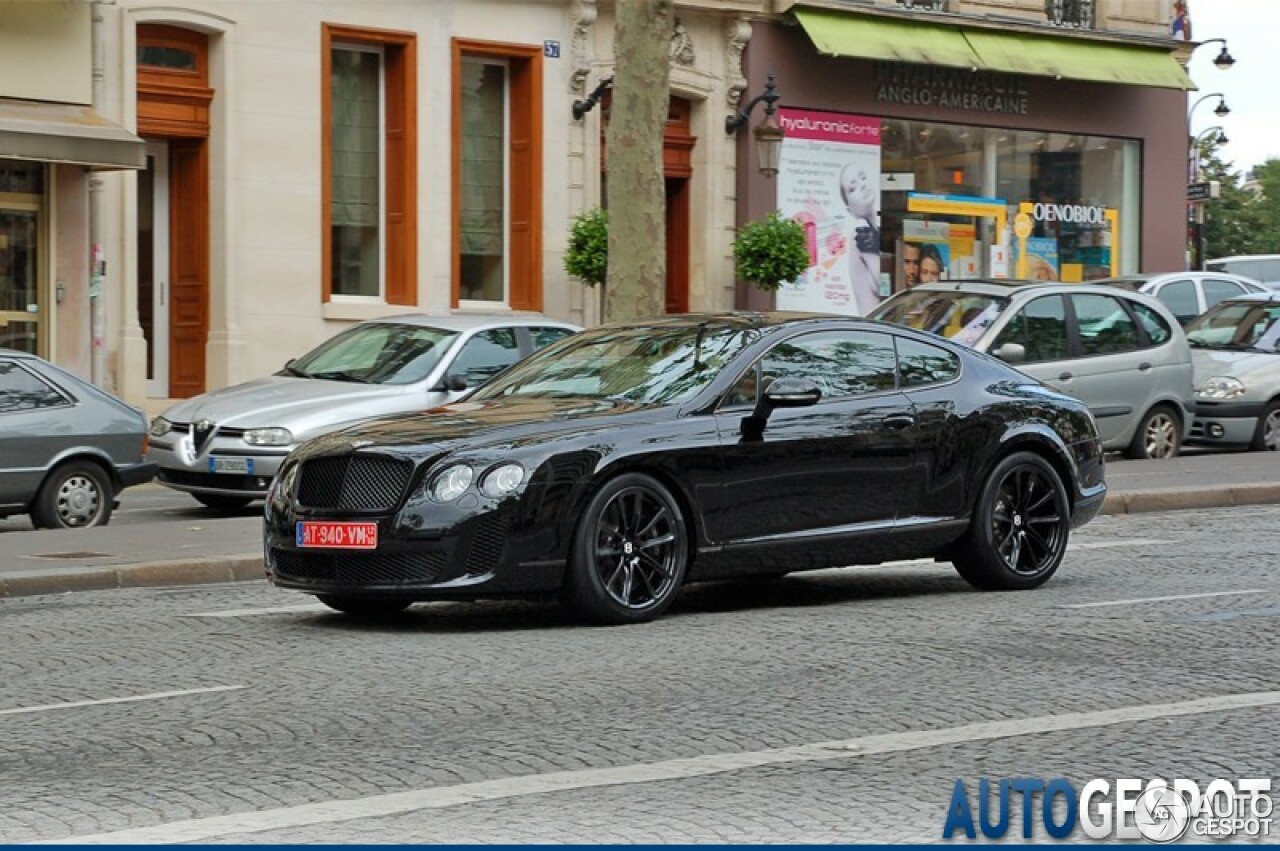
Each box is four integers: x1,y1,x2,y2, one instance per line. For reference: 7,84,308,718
322,23,417,305
451,39,542,311
137,25,206,84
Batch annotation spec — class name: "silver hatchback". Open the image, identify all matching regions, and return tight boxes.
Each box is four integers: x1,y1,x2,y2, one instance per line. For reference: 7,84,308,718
147,314,579,508
871,280,1195,459
0,350,156,528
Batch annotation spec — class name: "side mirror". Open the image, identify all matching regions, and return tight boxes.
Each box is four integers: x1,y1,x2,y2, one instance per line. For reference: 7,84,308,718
761,377,823,409
992,342,1027,364
445,374,469,393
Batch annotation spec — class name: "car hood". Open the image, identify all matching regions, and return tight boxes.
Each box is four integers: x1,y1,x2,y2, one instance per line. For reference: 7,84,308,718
1191,348,1280,383
297,396,660,459
158,375,429,433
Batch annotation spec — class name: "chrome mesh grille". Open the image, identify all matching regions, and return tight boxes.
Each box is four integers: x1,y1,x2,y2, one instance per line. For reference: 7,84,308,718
296,455,412,511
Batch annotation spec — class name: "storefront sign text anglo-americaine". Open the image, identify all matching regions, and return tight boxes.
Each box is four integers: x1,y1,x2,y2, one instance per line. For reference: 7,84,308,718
874,63,1030,115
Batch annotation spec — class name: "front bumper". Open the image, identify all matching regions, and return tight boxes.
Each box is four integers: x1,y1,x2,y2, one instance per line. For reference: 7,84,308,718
1186,401,1262,445
117,460,159,489
149,437,289,497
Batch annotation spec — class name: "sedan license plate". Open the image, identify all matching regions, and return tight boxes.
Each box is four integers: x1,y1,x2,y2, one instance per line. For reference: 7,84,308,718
209,456,254,475
296,521,378,550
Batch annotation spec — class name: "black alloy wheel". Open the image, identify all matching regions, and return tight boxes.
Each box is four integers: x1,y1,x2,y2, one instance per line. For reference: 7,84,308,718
315,594,412,618
953,452,1070,591
563,473,689,624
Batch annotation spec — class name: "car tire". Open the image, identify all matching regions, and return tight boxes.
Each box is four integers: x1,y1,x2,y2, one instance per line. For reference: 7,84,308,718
31,460,114,529
1124,404,1181,460
1250,400,1280,451
193,493,254,512
952,451,1070,591
562,473,690,625
315,594,412,618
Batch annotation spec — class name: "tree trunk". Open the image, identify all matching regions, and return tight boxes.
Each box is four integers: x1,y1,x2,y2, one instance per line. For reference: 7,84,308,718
604,0,671,321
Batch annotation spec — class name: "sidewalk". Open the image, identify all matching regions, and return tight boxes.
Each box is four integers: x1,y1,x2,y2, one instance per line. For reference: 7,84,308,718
2,449,1279,600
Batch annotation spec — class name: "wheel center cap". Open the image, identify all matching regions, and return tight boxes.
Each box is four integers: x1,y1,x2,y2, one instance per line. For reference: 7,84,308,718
1013,514,1023,527
623,541,634,555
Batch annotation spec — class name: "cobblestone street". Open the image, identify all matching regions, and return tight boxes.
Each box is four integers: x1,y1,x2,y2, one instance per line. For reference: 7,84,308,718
2,505,1278,843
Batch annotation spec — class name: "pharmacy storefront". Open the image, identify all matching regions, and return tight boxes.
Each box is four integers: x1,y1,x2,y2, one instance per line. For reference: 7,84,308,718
736,6,1192,314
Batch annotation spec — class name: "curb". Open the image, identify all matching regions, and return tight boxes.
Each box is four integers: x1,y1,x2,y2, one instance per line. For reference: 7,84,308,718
2,484,1279,601
0,556,264,600
1100,483,1280,516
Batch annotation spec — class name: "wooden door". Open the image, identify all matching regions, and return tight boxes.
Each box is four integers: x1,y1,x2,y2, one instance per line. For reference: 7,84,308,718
665,177,689,313
168,139,208,398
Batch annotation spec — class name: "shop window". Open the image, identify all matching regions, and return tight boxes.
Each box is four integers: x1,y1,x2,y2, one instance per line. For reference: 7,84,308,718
452,40,541,311
322,24,416,306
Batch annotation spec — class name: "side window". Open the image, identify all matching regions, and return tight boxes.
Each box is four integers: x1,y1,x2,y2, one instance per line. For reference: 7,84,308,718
895,337,960,388
1127,301,1173,346
530,326,574,350
1203,278,1247,310
991,295,1068,363
1155,279,1197,323
758,330,898,400
1073,294,1140,355
449,328,521,386
0,360,70,413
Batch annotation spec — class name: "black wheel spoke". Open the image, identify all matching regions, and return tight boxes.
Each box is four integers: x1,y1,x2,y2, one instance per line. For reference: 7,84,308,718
637,531,675,550
1007,532,1024,569
638,550,672,578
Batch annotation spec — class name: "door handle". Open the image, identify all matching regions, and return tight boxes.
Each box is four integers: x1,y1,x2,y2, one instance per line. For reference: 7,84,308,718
1058,372,1073,382
1138,362,1152,372
881,413,915,430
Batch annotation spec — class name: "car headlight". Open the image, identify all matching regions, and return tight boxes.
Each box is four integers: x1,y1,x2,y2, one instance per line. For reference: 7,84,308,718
149,416,172,437
244,427,294,446
430,464,474,502
1196,376,1246,400
479,462,525,497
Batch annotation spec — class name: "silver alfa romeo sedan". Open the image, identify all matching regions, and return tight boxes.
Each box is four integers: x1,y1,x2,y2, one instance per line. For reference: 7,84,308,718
147,314,579,509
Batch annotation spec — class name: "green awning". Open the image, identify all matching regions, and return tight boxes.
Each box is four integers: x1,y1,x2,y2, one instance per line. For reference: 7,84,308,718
794,8,981,70
964,31,1193,90
794,8,1194,91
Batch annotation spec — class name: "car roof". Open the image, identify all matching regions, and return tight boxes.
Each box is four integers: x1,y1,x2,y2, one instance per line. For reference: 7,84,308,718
593,311,851,331
361,313,580,331
901,278,1113,297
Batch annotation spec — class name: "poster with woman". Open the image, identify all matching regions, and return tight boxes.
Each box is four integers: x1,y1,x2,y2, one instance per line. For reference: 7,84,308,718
774,108,882,316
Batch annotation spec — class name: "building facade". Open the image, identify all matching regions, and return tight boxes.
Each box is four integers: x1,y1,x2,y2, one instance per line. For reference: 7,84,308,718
735,0,1194,313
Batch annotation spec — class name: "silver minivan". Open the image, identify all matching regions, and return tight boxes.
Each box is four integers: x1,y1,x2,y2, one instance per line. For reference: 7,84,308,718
871,280,1195,459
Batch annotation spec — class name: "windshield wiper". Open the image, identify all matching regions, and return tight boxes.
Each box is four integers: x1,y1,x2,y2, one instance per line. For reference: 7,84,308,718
282,364,310,377
309,370,373,384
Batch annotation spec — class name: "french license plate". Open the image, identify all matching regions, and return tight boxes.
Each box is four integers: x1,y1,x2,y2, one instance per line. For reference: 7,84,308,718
296,521,378,549
209,456,254,475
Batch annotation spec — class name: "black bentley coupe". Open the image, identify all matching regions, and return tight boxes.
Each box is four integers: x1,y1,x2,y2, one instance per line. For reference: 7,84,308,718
264,312,1106,624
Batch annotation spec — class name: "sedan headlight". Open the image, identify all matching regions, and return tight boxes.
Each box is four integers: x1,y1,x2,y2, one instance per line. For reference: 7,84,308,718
244,427,294,446
149,416,172,437
430,464,474,502
479,462,525,497
1196,376,1246,400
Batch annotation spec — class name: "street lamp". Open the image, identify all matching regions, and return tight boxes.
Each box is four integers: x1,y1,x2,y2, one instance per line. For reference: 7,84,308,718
1196,37,1236,70
726,72,784,179
1188,92,1230,124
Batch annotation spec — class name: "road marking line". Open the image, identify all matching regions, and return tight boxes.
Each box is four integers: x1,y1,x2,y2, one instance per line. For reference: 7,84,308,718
1067,538,1173,550
184,604,329,618
0,685,246,718
39,689,1280,845
1058,589,1268,609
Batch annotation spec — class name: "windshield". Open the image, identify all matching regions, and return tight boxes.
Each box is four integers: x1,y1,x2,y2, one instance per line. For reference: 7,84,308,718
872,290,1010,347
1185,302,1280,351
469,323,753,405
288,322,459,385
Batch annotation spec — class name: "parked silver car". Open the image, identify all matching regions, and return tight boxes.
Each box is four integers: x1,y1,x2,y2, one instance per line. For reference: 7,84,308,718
0,350,156,528
871,280,1194,459
147,314,579,508
1183,293,1280,451
1095,271,1268,325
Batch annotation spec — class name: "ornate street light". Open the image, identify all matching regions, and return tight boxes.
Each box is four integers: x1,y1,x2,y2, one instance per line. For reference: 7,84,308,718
726,73,784,179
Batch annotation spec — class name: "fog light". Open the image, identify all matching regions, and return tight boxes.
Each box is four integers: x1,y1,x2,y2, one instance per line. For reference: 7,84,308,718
1208,423,1225,438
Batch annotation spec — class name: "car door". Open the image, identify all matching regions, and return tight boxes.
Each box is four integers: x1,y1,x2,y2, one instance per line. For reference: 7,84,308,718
707,328,917,545
0,357,74,507
1059,292,1153,447
892,334,966,520
1202,277,1252,313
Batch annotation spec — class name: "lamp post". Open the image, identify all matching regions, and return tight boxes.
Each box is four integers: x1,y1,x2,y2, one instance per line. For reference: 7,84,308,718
726,73,784,179
1184,37,1235,271
1196,37,1236,70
